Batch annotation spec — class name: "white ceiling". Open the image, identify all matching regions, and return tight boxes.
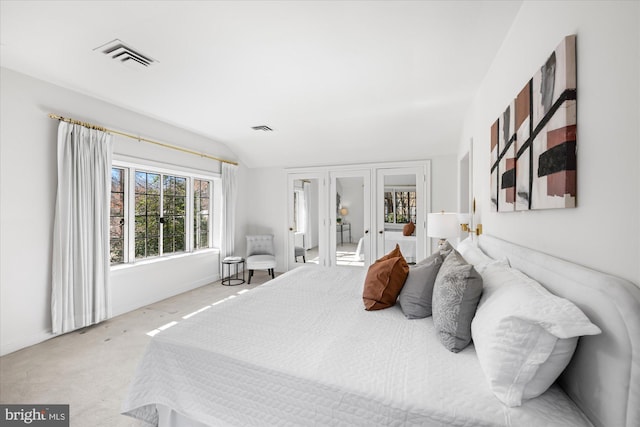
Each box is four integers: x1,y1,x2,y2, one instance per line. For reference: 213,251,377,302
0,0,522,168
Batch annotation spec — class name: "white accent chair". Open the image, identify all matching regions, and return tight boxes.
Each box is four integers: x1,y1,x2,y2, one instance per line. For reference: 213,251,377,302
294,246,306,263
246,235,276,284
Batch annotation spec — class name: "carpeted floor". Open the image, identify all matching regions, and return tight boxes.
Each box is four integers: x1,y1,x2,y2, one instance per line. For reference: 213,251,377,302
0,271,274,427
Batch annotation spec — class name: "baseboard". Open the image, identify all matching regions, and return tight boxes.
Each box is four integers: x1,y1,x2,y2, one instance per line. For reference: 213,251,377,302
111,273,220,317
1,328,54,357
0,274,221,357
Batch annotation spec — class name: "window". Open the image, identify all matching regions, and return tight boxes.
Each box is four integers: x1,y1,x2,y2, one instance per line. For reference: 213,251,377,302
193,179,211,250
162,175,187,255
135,171,161,259
384,188,416,225
110,163,216,266
110,168,126,264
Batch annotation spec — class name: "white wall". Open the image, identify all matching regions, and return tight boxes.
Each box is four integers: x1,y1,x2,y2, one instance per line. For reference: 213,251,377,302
235,166,287,267
0,68,238,355
459,1,640,285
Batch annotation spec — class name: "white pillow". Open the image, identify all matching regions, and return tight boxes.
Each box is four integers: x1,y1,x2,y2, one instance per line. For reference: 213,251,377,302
471,262,601,407
456,237,509,273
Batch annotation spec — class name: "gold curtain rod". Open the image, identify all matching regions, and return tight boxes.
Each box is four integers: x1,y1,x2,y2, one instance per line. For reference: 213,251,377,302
48,113,238,166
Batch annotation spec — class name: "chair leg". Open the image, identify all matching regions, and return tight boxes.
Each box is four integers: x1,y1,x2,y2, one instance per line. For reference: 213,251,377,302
303,256,306,263
248,270,254,284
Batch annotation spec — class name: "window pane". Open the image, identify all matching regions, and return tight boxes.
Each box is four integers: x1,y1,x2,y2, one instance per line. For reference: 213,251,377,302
135,171,149,194
175,197,185,216
164,196,175,215
193,179,211,250
147,195,160,215
110,193,124,216
163,175,174,195
110,167,127,265
163,234,173,254
148,237,159,257
111,168,123,192
175,216,184,233
148,216,160,237
175,177,186,196
164,217,174,235
384,191,394,223
134,194,145,215
200,180,209,195
175,233,185,252
395,191,409,223
148,174,160,195
135,216,146,237
110,217,124,238
110,239,123,264
135,239,145,258
135,170,162,260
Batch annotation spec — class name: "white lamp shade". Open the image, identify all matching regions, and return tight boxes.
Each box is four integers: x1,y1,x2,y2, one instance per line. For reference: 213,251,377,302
427,212,459,239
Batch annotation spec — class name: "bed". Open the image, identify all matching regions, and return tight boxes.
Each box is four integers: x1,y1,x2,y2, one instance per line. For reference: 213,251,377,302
384,231,416,263
122,235,640,427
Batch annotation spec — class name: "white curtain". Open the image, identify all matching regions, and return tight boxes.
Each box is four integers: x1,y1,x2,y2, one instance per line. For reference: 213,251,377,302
52,122,113,334
301,181,311,249
222,162,238,259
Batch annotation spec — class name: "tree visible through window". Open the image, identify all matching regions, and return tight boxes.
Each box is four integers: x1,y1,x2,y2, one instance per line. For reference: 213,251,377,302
135,171,161,259
162,175,186,254
193,179,211,250
384,189,416,224
110,168,126,264
110,165,216,265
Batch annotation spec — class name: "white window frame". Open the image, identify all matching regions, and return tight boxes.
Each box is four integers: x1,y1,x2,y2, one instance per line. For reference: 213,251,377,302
384,186,417,226
111,159,219,268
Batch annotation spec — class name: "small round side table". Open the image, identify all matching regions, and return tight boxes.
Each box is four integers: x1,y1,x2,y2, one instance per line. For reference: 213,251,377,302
221,257,245,286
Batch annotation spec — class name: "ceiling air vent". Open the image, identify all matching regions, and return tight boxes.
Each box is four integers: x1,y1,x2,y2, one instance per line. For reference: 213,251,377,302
93,39,157,68
251,125,273,132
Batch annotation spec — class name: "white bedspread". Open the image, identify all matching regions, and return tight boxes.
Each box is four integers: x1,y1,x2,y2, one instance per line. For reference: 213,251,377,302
122,266,592,427
385,232,416,262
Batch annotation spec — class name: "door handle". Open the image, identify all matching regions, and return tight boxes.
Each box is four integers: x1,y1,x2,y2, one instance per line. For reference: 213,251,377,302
289,227,294,231
365,230,369,234
379,230,383,234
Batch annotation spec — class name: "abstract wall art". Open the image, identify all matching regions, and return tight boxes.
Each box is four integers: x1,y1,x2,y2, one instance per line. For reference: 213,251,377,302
491,35,577,212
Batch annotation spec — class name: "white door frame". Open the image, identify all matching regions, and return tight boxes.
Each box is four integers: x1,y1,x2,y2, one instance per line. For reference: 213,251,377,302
375,164,430,261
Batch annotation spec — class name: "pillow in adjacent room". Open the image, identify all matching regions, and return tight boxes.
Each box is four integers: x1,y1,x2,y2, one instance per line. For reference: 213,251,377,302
471,262,601,407
398,251,443,319
402,221,415,236
432,250,483,352
363,244,409,311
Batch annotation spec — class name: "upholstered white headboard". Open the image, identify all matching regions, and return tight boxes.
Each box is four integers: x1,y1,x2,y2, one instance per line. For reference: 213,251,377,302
478,235,640,427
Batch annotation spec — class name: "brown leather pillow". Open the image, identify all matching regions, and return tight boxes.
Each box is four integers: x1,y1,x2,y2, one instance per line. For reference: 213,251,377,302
403,221,415,236
363,244,410,310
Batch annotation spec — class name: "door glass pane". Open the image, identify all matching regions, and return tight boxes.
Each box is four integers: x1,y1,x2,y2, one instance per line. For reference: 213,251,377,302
383,174,417,264
335,176,364,267
292,178,320,265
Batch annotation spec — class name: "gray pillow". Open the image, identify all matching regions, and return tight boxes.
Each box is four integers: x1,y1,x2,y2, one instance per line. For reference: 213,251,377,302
439,240,454,257
432,249,483,353
398,252,443,319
